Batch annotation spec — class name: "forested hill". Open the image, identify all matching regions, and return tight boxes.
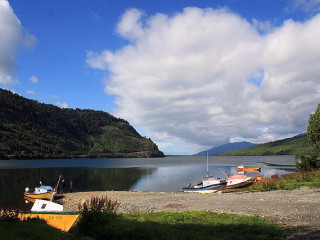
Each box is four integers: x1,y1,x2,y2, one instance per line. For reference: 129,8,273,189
0,89,164,159
219,134,311,156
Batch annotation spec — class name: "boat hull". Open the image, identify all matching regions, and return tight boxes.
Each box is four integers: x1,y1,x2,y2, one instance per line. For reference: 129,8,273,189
182,182,227,192
17,212,80,232
24,192,54,200
226,176,257,189
236,167,261,173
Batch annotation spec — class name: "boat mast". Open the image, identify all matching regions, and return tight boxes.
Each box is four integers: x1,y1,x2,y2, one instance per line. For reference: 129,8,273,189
206,152,209,178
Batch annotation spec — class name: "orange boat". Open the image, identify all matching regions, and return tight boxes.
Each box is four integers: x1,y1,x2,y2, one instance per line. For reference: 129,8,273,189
236,165,261,173
17,211,80,232
5,199,80,232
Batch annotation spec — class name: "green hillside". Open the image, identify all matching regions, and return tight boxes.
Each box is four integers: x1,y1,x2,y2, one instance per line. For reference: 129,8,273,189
0,89,164,159
220,134,311,156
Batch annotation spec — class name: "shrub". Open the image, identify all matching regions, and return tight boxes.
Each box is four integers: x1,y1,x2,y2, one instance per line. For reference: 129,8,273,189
78,195,120,215
76,195,120,239
247,170,320,191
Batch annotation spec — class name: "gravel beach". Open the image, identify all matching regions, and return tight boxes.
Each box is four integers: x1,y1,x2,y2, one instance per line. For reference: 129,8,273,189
61,187,320,232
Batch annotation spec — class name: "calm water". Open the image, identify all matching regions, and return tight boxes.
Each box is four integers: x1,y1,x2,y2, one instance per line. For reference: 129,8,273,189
0,155,296,209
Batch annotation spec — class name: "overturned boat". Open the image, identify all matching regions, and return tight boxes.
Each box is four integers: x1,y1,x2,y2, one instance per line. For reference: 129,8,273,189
17,199,80,232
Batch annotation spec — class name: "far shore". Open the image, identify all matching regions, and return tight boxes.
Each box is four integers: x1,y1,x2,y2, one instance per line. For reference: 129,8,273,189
60,187,320,231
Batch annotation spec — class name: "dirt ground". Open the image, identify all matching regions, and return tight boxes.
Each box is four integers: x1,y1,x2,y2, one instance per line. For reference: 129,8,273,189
60,187,320,239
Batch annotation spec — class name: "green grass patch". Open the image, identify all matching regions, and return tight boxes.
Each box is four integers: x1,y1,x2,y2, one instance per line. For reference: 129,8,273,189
246,170,320,191
0,211,284,240
77,211,283,240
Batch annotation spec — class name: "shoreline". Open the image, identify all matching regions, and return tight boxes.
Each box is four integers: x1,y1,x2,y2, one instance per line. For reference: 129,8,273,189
60,187,320,231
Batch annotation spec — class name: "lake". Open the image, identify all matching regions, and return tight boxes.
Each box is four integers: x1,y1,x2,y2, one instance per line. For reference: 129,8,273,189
0,155,296,210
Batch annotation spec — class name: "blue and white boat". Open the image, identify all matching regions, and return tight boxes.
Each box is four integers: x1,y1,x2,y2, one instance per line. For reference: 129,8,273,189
182,153,227,193
182,176,227,193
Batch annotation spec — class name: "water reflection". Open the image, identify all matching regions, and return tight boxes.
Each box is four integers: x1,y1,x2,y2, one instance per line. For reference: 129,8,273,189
0,167,152,210
0,155,296,209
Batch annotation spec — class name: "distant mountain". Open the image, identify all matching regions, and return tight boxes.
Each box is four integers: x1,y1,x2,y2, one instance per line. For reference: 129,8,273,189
219,134,310,156
195,141,256,156
0,89,164,159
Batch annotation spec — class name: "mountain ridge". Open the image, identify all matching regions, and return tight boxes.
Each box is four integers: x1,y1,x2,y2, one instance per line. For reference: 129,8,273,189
195,141,256,156
0,89,164,159
219,134,310,156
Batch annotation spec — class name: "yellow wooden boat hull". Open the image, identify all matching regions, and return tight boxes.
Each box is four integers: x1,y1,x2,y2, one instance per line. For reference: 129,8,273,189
17,212,80,232
24,192,54,200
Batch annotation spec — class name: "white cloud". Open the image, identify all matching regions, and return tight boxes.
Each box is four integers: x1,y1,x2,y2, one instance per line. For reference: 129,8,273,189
56,102,68,109
0,0,37,86
29,75,38,83
88,7,320,154
116,8,145,41
287,0,320,14
26,90,35,95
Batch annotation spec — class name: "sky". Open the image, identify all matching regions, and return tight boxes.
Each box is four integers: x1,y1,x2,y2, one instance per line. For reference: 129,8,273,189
1,0,320,155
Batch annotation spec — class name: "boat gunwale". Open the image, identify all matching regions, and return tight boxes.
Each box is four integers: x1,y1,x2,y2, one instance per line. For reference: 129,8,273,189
1,209,81,215
182,182,227,191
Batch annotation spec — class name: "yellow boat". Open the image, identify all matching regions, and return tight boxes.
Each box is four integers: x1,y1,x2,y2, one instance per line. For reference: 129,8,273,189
4,199,80,232
24,185,56,200
24,191,54,200
17,211,80,232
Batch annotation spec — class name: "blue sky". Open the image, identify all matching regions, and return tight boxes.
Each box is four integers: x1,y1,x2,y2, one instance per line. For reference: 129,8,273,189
2,0,320,154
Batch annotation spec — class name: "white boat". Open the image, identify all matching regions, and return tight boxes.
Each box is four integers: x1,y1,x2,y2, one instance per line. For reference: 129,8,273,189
182,153,227,193
31,199,64,212
182,176,227,193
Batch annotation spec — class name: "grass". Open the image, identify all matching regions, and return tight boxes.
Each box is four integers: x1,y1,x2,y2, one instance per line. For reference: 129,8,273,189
246,170,320,191
0,211,284,240
0,218,91,240
98,211,283,240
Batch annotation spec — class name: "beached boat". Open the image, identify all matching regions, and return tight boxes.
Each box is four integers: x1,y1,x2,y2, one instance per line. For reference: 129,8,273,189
226,174,257,189
17,199,80,232
182,176,227,193
236,165,261,173
24,186,56,200
182,153,227,193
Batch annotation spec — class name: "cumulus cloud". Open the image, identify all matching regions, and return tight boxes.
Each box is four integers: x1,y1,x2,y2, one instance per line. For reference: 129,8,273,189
87,7,320,154
29,75,38,84
56,102,68,109
0,0,37,86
